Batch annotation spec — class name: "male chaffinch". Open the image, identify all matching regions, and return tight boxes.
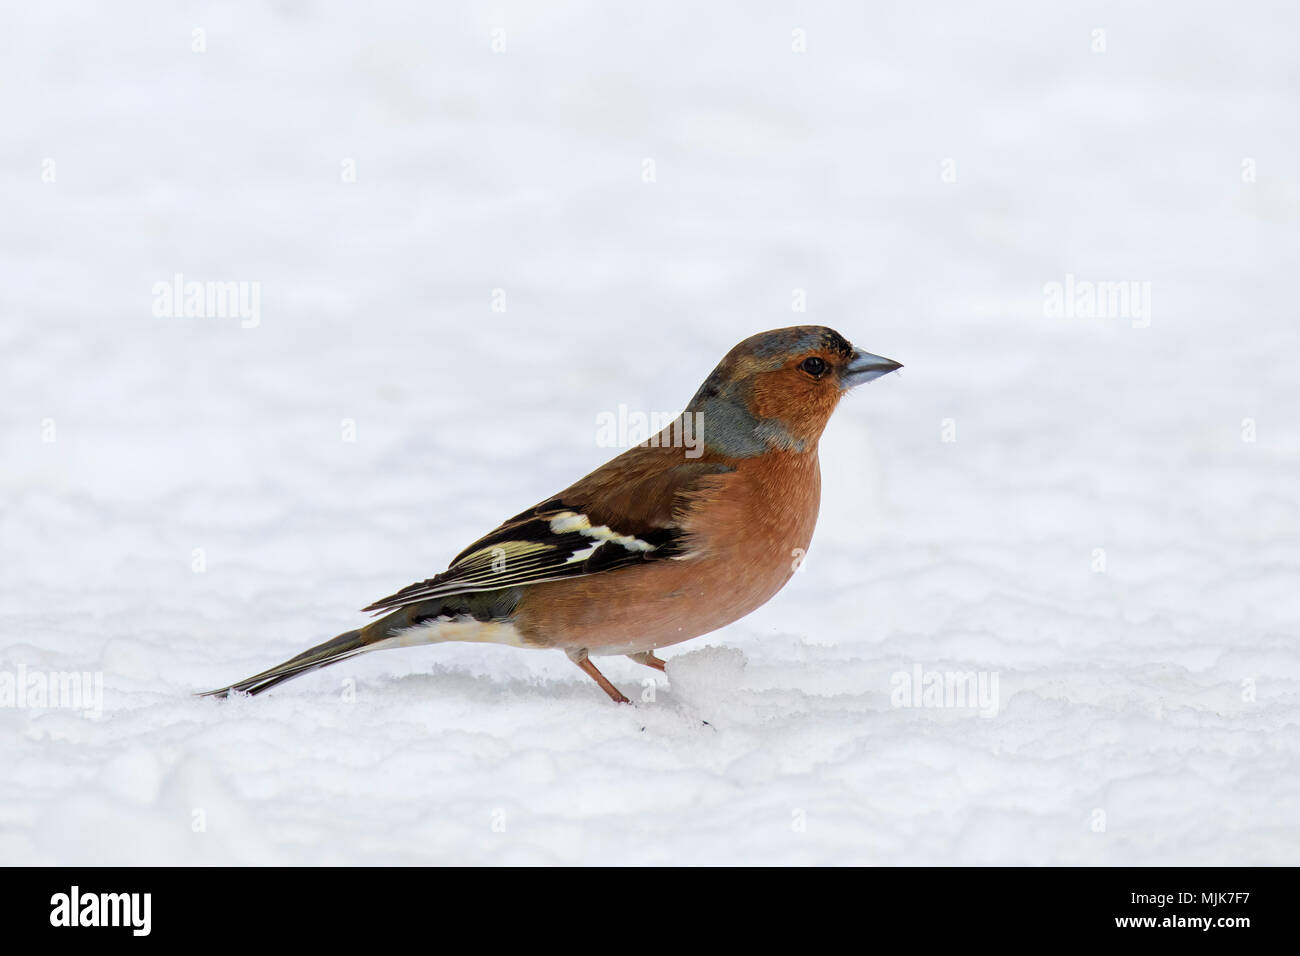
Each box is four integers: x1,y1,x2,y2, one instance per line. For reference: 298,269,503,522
203,326,901,703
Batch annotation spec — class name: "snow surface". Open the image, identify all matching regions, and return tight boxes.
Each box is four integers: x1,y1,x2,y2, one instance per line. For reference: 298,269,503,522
2,2,1298,865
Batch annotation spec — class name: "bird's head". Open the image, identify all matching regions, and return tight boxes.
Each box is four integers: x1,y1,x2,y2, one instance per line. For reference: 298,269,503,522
687,326,901,457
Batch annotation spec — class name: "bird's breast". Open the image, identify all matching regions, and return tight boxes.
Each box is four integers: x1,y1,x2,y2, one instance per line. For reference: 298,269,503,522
513,450,822,654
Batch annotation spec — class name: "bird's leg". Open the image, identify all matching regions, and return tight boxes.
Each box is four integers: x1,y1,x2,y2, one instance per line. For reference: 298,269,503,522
567,648,630,704
627,650,666,672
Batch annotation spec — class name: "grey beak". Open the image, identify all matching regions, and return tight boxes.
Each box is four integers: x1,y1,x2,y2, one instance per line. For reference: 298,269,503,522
842,348,903,387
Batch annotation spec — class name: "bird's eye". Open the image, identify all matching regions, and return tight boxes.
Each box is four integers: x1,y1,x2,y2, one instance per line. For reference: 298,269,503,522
799,356,828,377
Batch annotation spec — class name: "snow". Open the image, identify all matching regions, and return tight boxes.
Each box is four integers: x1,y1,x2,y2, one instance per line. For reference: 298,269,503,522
2,1,1299,865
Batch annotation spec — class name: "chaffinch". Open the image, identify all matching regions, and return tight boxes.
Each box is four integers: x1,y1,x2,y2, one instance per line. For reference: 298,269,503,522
203,326,901,703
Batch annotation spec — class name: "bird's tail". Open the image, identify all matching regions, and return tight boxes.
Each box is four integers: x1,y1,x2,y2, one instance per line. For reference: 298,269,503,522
198,624,384,698
199,590,525,699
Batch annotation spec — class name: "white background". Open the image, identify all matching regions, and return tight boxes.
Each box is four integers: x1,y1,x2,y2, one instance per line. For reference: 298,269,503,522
2,2,1297,864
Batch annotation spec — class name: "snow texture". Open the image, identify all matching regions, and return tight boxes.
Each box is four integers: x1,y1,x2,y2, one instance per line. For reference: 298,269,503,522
2,2,1298,865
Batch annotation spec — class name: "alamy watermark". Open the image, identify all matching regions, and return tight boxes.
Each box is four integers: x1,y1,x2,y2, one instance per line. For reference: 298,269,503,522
1043,273,1151,328
595,406,704,458
50,887,150,936
152,273,260,328
890,663,1000,718
0,665,103,718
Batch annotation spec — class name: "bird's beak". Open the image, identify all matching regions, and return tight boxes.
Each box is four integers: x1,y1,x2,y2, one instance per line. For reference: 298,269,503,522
842,348,903,388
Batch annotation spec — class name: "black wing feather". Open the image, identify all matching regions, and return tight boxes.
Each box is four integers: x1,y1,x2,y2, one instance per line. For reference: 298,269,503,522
361,501,683,614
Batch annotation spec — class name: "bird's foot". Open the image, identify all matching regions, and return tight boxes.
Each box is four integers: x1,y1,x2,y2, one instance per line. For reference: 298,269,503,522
567,648,631,703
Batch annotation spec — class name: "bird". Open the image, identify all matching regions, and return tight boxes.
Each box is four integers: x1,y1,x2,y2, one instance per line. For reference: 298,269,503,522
200,326,901,704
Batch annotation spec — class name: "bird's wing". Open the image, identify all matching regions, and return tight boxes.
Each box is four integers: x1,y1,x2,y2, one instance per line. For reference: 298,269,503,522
361,449,733,614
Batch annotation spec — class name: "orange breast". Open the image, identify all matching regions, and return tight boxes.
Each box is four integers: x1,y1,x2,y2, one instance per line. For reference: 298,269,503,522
513,450,822,655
